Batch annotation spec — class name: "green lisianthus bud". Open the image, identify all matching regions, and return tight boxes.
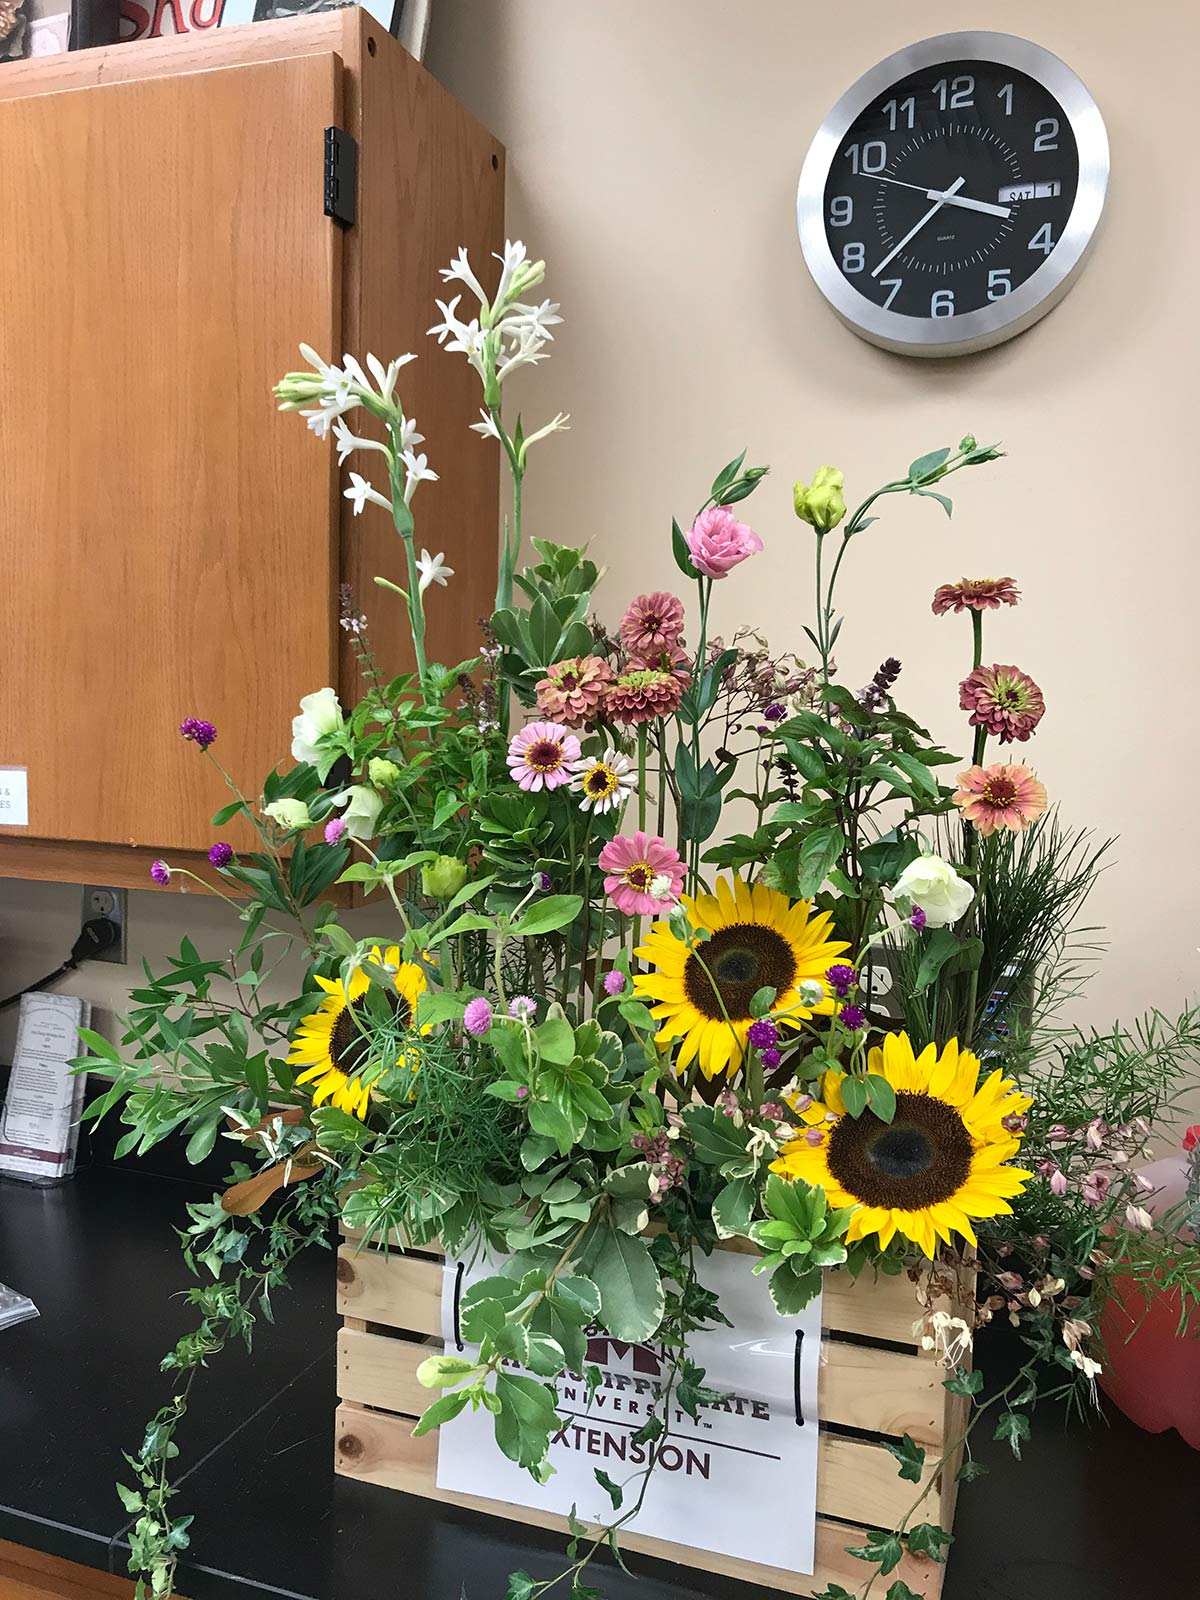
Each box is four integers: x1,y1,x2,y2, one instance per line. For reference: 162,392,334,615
368,757,402,789
263,798,312,831
793,466,847,532
958,434,977,453
421,855,469,901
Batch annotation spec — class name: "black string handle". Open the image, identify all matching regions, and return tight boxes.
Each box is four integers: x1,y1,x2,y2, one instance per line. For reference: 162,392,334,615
452,1260,466,1352
793,1328,805,1426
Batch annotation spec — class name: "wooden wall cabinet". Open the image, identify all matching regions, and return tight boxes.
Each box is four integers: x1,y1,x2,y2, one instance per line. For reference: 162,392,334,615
0,10,503,891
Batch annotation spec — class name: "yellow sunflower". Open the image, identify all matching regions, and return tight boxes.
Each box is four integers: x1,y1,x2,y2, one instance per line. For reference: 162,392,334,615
632,875,850,1079
287,945,428,1119
771,1031,1033,1257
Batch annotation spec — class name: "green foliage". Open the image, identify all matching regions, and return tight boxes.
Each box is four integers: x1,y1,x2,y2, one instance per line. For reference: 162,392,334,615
749,1174,853,1313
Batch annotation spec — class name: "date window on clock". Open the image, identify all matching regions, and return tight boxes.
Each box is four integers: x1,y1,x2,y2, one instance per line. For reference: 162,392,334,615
998,179,1063,203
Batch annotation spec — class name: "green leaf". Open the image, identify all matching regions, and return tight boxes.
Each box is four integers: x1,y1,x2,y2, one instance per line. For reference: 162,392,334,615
943,1368,984,1397
839,1074,869,1118
493,1372,561,1469
912,485,953,517
712,1176,755,1240
586,1222,664,1342
76,1028,121,1064
908,445,950,482
184,1114,221,1165
594,1467,623,1511
116,1484,144,1513
846,1530,903,1574
884,1432,926,1484
551,1276,603,1323
511,895,584,938
994,1409,1030,1459
533,1011,576,1065
416,1354,482,1389
768,1261,822,1314
864,1074,896,1124
782,741,827,786
858,833,920,883
671,516,695,578
956,1456,989,1482
412,1388,473,1436
792,826,843,898
885,1583,924,1600
748,985,777,1018
505,1572,536,1600
682,1105,753,1168
907,1522,954,1563
913,928,966,995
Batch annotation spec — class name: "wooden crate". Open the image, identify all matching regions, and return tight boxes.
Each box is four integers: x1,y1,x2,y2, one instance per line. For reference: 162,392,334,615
334,1239,970,1597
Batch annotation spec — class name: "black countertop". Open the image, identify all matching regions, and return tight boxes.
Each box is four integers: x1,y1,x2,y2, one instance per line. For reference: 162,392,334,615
1,1157,1197,1600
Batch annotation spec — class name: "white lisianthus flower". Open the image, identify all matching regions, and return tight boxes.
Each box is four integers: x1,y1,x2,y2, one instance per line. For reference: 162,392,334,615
291,687,344,764
416,549,454,594
892,854,974,927
344,471,391,517
263,798,312,831
333,785,384,842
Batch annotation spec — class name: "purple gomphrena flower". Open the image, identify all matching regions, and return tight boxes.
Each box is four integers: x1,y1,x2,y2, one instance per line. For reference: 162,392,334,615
825,963,857,998
324,816,347,845
762,702,787,722
839,1004,865,1032
538,871,553,892
208,842,234,869
747,1018,779,1050
910,905,927,932
515,1084,530,1100
463,997,493,1037
760,1048,782,1072
179,717,217,751
509,995,536,1020
604,969,627,997
150,860,171,885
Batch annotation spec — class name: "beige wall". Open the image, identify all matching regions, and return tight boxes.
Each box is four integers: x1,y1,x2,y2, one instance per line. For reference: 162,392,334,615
2,3,1196,1114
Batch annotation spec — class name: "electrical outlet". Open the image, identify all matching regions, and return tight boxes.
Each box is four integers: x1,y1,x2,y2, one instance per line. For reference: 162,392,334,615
81,885,127,964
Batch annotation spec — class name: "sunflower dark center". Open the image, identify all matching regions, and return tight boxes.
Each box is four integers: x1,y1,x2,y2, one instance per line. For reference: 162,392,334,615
682,922,797,1021
825,1091,974,1210
330,989,408,1074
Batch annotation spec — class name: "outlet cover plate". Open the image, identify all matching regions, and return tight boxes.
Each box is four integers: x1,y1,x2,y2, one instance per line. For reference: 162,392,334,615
81,885,127,964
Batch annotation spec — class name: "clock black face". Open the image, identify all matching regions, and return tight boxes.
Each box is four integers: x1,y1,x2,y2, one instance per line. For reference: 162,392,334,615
822,58,1079,320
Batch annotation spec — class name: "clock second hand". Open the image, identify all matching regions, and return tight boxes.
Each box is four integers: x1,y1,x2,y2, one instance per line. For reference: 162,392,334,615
872,172,1012,219
871,175,965,279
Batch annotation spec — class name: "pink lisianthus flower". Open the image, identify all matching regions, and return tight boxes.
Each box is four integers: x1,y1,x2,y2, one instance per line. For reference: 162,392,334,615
535,655,614,727
683,505,763,579
506,721,581,792
619,592,686,657
598,832,685,917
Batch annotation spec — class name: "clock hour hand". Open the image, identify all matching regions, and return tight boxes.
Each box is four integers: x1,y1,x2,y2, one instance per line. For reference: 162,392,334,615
871,174,1012,219
871,175,964,279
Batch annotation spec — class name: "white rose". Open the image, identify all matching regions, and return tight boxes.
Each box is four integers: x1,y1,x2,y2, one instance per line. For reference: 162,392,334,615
892,854,973,928
333,784,383,842
263,798,312,831
291,687,344,765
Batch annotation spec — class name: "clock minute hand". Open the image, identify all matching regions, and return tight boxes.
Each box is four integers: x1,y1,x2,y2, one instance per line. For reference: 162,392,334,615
871,174,1011,219
871,175,964,279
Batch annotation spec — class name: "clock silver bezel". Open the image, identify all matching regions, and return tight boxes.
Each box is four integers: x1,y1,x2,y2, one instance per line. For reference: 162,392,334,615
796,31,1109,357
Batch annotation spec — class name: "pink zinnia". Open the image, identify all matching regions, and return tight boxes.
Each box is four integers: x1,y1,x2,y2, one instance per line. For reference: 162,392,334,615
952,763,1048,836
598,832,685,917
959,663,1045,744
619,592,686,657
506,721,581,791
932,577,1021,615
535,656,614,727
684,505,763,579
605,666,686,725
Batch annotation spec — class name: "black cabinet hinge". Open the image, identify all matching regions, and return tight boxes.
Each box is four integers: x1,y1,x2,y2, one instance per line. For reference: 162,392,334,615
324,127,357,227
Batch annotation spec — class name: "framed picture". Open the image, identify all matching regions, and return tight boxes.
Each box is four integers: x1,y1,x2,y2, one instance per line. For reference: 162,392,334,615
2,0,116,59
219,0,430,60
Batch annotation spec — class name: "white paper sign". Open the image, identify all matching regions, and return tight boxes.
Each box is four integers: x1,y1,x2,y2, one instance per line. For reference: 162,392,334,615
437,1247,823,1575
0,766,29,827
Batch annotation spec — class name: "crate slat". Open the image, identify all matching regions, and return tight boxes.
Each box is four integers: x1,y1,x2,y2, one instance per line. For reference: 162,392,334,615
334,1403,944,1598
338,1325,946,1445
336,1245,926,1349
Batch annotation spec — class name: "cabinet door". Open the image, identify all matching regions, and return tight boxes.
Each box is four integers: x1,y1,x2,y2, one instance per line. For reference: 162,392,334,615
0,53,344,853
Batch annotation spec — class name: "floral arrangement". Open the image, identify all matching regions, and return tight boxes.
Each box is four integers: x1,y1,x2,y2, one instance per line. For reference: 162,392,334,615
82,242,1200,1600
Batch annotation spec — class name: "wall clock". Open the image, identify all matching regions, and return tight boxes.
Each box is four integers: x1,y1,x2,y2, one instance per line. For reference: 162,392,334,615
796,32,1109,356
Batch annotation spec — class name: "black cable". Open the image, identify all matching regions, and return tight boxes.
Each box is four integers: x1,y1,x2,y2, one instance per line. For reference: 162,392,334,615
0,918,119,1014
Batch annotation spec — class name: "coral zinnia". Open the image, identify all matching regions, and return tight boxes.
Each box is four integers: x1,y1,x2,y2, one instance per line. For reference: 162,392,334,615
772,1032,1033,1256
506,720,581,791
953,763,1048,836
605,666,686,725
535,656,614,726
959,663,1045,743
598,832,685,917
619,592,686,657
287,945,429,1118
633,876,849,1079
932,577,1021,615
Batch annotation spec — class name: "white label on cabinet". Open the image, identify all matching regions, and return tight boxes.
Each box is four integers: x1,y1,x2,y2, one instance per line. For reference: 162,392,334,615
0,767,29,826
